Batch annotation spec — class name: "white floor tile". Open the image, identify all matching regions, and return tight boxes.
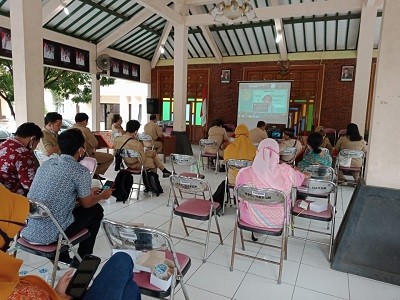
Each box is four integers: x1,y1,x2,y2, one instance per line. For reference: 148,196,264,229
301,244,330,269
296,264,349,299
208,244,254,272
131,212,170,228
174,239,219,262
293,287,347,300
188,262,246,298
233,273,294,300
348,275,400,300
174,284,231,300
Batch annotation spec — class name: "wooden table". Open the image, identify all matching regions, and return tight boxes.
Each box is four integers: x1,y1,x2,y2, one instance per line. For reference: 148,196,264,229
159,135,176,163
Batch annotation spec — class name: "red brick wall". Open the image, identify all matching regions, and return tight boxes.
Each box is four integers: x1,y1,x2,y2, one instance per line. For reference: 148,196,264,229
151,58,362,132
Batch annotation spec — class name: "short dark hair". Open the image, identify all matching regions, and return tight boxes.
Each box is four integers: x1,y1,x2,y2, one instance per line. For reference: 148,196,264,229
283,128,295,138
15,122,43,140
126,120,140,133
257,121,266,128
75,113,89,123
112,114,122,124
307,132,323,154
58,128,85,156
211,118,224,127
44,112,62,125
150,114,157,121
346,123,362,141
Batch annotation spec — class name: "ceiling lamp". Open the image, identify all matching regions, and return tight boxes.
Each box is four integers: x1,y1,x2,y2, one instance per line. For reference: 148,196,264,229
60,0,70,15
275,30,282,43
160,46,165,54
210,0,256,25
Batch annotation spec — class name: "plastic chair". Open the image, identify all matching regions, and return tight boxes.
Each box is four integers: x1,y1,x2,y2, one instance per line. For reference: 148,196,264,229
335,149,366,184
16,200,90,287
302,165,335,181
102,218,190,300
168,175,223,262
230,185,288,284
120,149,145,200
280,147,298,166
138,133,155,150
224,159,253,215
291,178,337,261
167,154,205,207
199,139,219,174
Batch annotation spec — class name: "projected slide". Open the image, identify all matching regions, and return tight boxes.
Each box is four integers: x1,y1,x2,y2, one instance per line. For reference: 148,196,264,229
237,81,291,129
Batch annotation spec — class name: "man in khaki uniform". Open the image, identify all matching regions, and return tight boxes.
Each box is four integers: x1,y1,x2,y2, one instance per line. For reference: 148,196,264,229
279,128,303,163
249,121,268,144
39,112,63,156
72,113,114,179
114,120,171,177
143,115,163,153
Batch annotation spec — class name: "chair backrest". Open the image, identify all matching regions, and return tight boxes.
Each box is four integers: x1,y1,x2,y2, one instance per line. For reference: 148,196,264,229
79,157,97,175
280,147,297,165
138,133,154,149
302,165,335,181
199,139,218,155
34,149,50,165
226,159,253,171
171,154,201,177
120,149,142,159
296,178,336,197
235,185,287,227
338,149,365,159
170,175,212,201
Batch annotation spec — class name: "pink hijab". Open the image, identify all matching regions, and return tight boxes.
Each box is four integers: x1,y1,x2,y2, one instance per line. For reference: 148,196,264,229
251,138,301,194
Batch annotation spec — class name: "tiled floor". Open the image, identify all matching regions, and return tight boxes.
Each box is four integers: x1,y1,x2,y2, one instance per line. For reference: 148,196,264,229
15,147,400,300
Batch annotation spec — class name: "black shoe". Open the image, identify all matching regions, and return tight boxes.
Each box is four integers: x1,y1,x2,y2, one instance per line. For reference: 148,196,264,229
70,257,80,269
55,256,73,267
93,174,106,180
163,171,172,178
219,165,226,173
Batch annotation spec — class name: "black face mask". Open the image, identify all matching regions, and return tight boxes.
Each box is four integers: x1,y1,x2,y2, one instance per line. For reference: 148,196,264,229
0,219,25,252
77,150,87,162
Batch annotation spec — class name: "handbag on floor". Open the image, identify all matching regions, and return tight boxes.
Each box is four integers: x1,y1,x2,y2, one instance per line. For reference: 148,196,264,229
142,170,163,197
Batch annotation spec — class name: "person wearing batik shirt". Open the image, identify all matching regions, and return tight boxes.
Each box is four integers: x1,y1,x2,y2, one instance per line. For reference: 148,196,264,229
0,122,43,195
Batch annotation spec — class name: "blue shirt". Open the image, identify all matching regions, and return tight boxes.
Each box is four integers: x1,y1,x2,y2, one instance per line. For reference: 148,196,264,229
21,155,92,245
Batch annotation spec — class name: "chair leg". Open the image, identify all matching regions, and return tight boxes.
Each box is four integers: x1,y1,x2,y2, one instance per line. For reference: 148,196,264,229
51,234,63,287
214,212,224,245
203,215,212,263
277,234,285,284
167,186,172,207
180,217,190,236
230,222,238,271
136,174,142,200
240,229,245,251
168,209,174,236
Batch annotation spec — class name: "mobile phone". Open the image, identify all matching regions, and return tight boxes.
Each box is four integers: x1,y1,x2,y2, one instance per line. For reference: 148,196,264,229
65,254,101,299
101,180,114,191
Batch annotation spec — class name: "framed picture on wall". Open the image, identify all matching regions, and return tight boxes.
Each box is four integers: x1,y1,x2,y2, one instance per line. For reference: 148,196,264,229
221,69,231,83
341,66,354,82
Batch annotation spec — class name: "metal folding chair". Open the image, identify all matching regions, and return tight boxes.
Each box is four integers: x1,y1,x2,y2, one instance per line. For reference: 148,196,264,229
120,149,145,200
291,178,337,261
335,149,366,185
168,175,223,262
230,185,288,284
199,139,219,174
102,218,190,300
167,154,205,207
224,159,253,215
280,147,298,166
302,165,335,181
16,200,90,287
138,133,155,150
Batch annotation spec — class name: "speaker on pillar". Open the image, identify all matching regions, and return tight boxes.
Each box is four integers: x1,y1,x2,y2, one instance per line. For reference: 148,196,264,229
146,98,159,114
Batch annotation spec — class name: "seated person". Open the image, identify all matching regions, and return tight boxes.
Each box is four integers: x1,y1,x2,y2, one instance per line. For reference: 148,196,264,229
39,112,62,156
249,121,268,144
111,114,125,140
235,139,306,234
224,124,257,183
0,186,141,300
0,122,43,195
334,123,367,184
114,120,172,178
143,114,163,153
21,129,113,267
279,128,303,163
314,126,333,152
73,113,114,179
297,132,332,171
205,118,229,160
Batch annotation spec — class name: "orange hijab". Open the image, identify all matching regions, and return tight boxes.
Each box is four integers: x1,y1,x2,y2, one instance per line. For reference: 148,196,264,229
224,124,257,161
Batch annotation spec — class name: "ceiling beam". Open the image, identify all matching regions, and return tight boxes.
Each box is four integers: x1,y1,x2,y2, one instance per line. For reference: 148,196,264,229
97,9,155,52
42,0,73,25
183,0,218,5
189,6,222,63
151,22,172,68
135,0,183,26
185,0,374,26
270,0,287,61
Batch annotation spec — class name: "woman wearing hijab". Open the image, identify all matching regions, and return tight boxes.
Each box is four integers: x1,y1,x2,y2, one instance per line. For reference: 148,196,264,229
235,139,306,237
224,124,257,182
0,185,141,300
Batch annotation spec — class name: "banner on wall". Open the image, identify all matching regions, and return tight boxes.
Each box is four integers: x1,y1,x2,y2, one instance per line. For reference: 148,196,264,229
0,27,90,73
109,57,140,82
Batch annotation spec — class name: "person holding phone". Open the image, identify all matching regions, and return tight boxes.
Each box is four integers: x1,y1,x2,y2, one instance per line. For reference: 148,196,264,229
0,122,43,196
0,186,142,300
